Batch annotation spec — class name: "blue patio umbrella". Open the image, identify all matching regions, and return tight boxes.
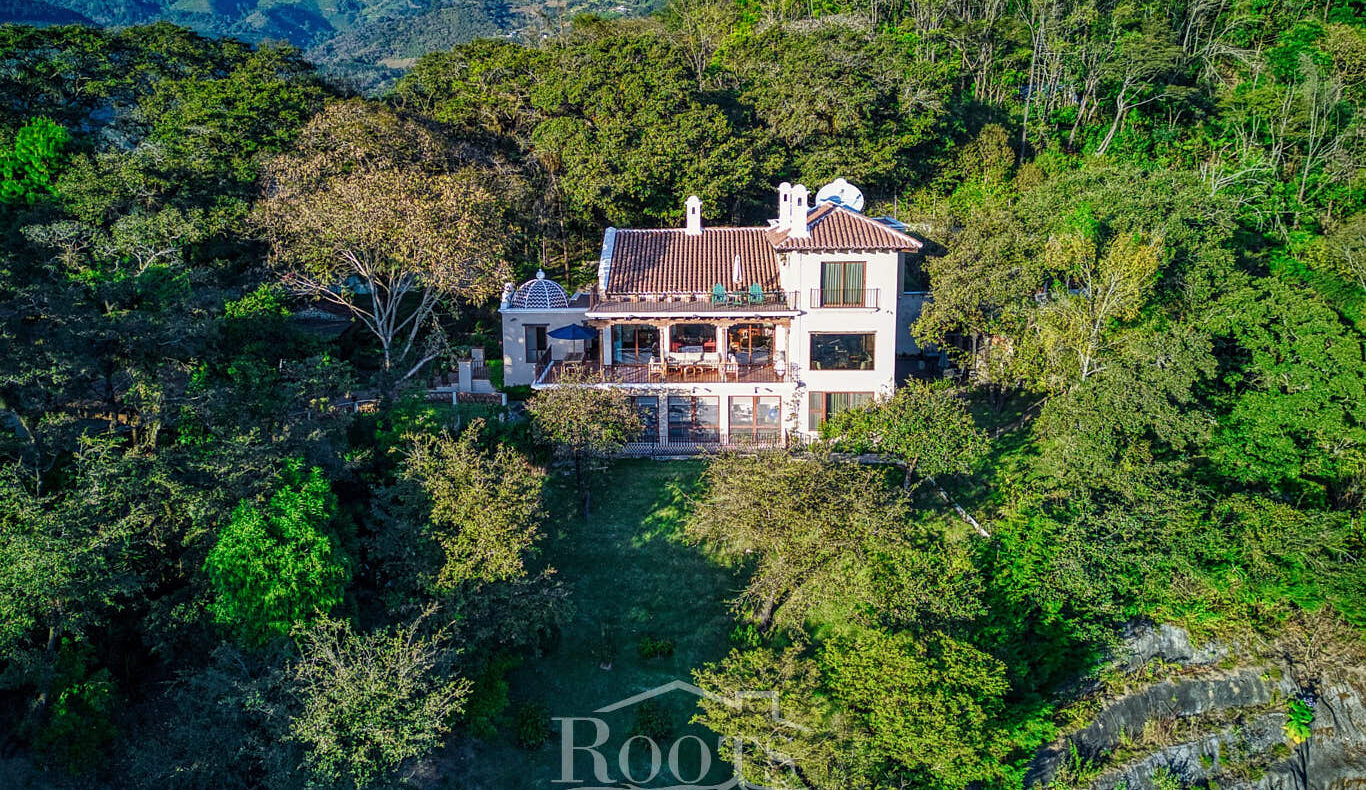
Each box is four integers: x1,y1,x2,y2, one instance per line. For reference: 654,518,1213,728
548,323,597,355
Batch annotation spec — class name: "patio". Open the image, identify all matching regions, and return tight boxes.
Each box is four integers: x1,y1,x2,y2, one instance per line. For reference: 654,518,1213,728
535,359,787,385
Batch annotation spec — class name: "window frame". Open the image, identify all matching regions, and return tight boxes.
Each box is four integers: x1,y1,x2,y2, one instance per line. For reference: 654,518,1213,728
611,324,660,365
809,332,876,371
630,395,660,443
728,395,782,443
820,260,867,307
524,324,548,363
807,391,874,431
667,396,720,443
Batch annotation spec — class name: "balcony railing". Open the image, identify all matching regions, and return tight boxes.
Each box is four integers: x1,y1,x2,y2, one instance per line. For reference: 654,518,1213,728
533,348,552,379
589,290,799,313
809,288,880,309
535,360,789,386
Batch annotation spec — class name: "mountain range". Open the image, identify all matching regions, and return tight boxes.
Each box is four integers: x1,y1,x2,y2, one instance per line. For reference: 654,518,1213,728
0,0,656,91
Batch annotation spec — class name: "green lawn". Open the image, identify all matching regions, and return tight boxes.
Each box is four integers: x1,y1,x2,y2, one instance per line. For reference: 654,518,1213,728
444,459,740,789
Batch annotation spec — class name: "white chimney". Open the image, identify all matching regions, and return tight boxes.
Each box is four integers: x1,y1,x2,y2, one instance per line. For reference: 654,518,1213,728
777,182,792,229
790,184,810,238
685,195,703,236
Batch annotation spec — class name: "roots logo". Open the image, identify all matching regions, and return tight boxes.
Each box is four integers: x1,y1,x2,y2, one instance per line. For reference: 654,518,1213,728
551,680,803,790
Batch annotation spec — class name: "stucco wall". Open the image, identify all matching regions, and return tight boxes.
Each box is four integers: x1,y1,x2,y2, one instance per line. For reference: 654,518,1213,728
780,249,902,434
500,306,590,386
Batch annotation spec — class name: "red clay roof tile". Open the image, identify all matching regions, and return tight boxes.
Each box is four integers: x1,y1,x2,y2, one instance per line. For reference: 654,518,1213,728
606,204,920,295
606,227,779,294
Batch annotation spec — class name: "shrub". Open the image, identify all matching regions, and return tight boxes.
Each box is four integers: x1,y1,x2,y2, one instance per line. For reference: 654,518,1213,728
1285,698,1314,744
636,635,675,659
631,701,673,741
514,703,551,749
465,653,522,738
728,623,763,651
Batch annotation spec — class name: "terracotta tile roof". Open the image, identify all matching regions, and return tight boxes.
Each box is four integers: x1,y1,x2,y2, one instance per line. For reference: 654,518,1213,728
767,203,923,250
606,227,779,294
604,205,921,295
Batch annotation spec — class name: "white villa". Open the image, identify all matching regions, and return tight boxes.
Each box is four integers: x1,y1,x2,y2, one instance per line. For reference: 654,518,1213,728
499,179,940,449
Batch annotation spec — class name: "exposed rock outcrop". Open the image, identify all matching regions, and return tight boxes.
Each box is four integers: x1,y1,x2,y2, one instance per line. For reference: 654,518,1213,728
1026,621,1366,790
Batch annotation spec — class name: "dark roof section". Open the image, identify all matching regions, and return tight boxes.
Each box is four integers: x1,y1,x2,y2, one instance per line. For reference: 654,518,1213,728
767,203,924,250
607,227,780,294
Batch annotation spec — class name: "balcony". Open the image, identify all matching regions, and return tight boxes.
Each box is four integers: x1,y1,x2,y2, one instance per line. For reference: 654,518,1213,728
588,290,799,315
809,288,880,309
535,359,788,386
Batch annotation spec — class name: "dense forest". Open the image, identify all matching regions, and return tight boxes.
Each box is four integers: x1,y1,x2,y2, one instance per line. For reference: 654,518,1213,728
0,0,650,92
1,0,1365,787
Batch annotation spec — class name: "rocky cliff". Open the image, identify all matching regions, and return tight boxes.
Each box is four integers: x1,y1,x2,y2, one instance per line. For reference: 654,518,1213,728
1027,619,1366,790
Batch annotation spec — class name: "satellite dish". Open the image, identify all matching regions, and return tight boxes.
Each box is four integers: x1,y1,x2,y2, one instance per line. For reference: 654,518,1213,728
814,177,864,212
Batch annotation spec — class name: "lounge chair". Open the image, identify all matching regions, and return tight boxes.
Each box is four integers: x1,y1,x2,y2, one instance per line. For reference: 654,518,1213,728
748,283,764,304
711,284,728,306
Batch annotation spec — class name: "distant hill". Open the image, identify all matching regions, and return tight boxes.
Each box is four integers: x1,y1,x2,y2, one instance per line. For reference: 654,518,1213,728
0,0,656,92
0,0,92,24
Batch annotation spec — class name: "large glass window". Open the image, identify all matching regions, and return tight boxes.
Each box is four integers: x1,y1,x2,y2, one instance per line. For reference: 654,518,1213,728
729,396,781,443
612,324,659,364
631,396,659,443
668,396,720,442
808,392,873,431
810,333,875,370
727,323,774,364
820,261,866,306
524,325,548,363
669,324,716,354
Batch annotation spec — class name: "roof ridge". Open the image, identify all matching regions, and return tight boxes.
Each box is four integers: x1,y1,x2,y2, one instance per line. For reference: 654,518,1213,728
823,203,919,241
617,226,769,233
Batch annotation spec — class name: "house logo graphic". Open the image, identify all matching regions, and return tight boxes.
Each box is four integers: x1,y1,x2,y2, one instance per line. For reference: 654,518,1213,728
551,679,805,790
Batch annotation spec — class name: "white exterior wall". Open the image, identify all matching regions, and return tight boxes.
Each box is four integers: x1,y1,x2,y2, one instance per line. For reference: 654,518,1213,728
500,306,590,386
780,249,902,436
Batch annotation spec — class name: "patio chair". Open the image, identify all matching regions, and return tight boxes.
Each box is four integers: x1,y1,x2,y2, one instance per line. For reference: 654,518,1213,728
711,284,728,306
748,283,764,304
648,358,668,380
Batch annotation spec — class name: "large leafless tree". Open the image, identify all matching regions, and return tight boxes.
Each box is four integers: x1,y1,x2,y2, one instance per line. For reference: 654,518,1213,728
254,100,510,386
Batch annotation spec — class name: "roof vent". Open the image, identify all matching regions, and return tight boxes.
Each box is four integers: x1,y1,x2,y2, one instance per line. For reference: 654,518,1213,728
789,184,810,238
685,195,702,236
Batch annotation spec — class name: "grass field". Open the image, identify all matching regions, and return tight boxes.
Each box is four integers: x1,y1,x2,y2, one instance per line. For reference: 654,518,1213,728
443,459,740,789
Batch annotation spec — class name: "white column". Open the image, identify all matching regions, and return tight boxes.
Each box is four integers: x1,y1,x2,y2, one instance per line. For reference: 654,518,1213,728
718,392,730,445
600,325,611,367
716,324,729,373
658,393,670,444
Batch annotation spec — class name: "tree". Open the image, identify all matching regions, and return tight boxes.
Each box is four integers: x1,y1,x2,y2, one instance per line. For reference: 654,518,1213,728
821,381,988,486
1208,275,1366,504
253,100,511,385
1021,222,1163,393
1307,213,1366,291
685,451,981,632
290,613,470,790
525,371,640,517
0,116,70,205
818,627,1009,789
400,421,545,590
203,461,349,647
692,627,1009,790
